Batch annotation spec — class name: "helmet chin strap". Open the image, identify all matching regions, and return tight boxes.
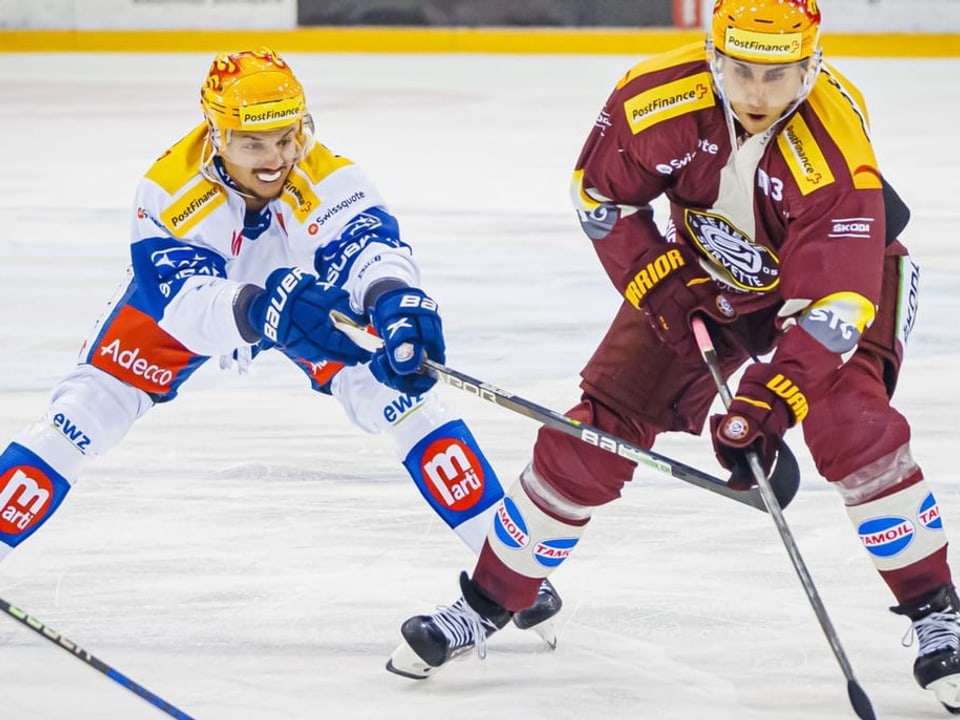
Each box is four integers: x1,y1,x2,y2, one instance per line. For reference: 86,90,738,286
198,117,317,200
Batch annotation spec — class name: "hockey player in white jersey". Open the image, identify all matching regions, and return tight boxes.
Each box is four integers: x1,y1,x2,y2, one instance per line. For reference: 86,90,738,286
0,47,558,638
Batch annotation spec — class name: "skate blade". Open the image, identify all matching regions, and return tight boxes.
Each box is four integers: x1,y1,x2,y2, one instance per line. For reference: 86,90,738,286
929,674,960,713
527,619,558,650
385,642,437,680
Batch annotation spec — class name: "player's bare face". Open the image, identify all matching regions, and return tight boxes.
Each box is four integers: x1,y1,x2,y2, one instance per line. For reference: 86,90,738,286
719,56,806,135
220,125,300,205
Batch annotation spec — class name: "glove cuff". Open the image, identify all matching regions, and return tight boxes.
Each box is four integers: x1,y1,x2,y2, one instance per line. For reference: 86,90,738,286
363,277,410,314
236,283,265,343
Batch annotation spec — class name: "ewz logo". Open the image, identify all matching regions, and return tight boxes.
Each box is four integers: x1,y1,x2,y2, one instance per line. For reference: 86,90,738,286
52,413,91,454
383,393,423,423
858,516,915,558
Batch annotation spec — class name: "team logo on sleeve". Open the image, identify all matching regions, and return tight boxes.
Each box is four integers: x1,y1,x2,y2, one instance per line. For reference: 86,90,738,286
576,204,620,240
684,209,780,291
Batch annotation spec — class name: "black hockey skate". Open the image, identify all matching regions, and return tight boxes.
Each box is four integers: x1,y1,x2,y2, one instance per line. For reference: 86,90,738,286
386,572,512,680
512,578,563,649
892,585,960,714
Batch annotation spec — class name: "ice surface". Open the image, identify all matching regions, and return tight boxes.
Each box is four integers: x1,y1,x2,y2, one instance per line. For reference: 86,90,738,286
0,52,958,719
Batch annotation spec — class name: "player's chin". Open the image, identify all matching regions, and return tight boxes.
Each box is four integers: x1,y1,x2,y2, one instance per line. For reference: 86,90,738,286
742,113,777,134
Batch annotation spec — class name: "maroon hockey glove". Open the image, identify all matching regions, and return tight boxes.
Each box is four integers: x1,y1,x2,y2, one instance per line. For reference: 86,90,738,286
710,364,808,490
625,243,735,354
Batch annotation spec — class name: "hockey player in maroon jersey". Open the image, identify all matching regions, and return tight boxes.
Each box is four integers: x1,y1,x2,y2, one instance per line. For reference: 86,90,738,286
387,0,960,711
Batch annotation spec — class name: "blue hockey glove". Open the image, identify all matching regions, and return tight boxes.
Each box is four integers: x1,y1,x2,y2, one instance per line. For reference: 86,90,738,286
369,287,445,395
248,267,372,365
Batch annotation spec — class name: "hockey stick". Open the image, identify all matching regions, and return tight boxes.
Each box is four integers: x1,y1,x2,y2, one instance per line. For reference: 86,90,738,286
691,316,876,720
0,596,199,720
330,311,799,513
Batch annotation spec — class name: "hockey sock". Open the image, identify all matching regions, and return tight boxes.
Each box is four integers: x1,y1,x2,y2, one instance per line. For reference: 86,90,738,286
846,476,951,602
403,419,504,554
474,471,589,612
0,443,72,560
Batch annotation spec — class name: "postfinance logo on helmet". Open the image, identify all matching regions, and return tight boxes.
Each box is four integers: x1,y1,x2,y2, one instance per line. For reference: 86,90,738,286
711,0,821,64
199,47,310,168
200,47,306,132
707,0,823,131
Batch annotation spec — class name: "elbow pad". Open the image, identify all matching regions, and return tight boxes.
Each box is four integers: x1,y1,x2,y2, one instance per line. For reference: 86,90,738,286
783,291,876,359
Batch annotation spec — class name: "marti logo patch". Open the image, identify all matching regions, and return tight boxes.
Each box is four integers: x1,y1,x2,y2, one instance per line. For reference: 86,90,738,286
494,497,529,550
919,493,943,531
0,466,54,536
420,438,485,512
534,538,580,568
858,516,915,558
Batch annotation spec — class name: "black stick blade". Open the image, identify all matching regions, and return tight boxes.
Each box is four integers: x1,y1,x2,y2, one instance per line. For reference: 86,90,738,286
770,439,801,509
847,679,876,720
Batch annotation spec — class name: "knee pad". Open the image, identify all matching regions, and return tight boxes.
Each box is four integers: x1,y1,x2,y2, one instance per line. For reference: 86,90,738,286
11,365,150,482
333,365,506,553
331,363,429,435
803,356,912,491
532,398,647,507
402,418,504,554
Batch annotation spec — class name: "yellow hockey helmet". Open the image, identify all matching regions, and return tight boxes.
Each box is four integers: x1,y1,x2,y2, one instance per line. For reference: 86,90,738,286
711,0,822,64
200,47,306,134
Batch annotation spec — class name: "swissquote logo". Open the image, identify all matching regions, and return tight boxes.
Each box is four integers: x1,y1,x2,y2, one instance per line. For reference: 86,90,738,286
420,438,486,512
0,466,54,536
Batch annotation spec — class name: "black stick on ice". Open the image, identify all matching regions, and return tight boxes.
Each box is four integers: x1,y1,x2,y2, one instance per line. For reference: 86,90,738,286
691,316,875,720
